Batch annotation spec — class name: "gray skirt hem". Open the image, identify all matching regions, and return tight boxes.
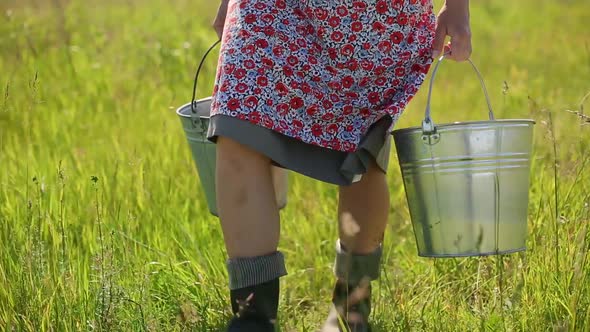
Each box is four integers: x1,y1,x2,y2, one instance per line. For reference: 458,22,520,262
207,115,392,186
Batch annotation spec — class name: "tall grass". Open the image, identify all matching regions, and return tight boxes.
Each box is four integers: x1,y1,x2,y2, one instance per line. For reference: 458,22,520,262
1,0,589,331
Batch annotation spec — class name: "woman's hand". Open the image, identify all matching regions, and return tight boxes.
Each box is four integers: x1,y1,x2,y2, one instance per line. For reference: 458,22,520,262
432,0,471,61
213,0,230,39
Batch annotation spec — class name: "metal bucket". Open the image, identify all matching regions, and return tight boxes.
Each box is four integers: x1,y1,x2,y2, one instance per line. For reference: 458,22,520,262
392,57,535,257
176,41,288,216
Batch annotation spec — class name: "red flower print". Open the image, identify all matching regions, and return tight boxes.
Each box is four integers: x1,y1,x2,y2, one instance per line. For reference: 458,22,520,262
315,8,328,20
360,108,371,117
347,59,359,71
344,91,359,100
322,99,333,109
257,76,268,86
244,13,257,24
233,68,246,79
336,6,348,16
266,98,274,106
227,98,240,111
326,123,338,134
396,13,408,26
263,26,275,36
375,66,386,75
287,55,299,66
244,59,255,69
361,60,374,71
341,44,354,56
261,114,274,127
329,94,340,102
275,0,286,9
296,38,307,48
384,88,396,99
351,22,363,32
328,139,341,150
306,105,319,116
368,92,380,104
322,112,335,121
244,95,259,108
238,29,251,39
275,82,289,95
328,81,341,90
282,65,294,77
342,76,354,89
382,57,394,66
254,2,267,10
278,120,289,131
358,77,369,87
277,103,289,115
375,76,387,86
249,111,261,123
261,57,274,68
392,0,403,10
311,124,323,137
224,63,235,74
352,1,367,12
220,81,230,93
378,40,392,52
372,22,386,33
272,46,284,57
289,97,303,110
395,67,406,77
242,44,256,55
331,31,344,42
300,83,312,94
235,83,248,93
328,16,341,27
342,142,355,152
390,31,404,44
343,105,353,115
261,13,275,24
376,1,388,14
292,119,304,129
256,39,269,49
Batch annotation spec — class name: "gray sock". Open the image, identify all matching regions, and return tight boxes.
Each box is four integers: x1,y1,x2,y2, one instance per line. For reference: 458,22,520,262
226,251,288,290
333,240,382,285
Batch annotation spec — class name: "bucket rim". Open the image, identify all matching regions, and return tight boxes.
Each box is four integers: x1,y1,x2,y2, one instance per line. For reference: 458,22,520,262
175,98,212,119
391,119,536,135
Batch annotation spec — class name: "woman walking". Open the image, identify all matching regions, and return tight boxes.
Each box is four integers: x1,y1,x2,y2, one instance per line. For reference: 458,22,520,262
209,0,472,330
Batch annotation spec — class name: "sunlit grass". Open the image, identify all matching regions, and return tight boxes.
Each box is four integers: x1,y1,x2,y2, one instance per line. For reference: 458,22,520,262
0,0,589,331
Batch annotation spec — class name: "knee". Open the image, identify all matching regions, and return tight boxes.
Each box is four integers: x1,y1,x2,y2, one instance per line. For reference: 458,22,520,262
216,136,270,172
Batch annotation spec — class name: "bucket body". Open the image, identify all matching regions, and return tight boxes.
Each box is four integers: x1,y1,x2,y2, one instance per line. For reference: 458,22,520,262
176,98,288,216
392,120,534,257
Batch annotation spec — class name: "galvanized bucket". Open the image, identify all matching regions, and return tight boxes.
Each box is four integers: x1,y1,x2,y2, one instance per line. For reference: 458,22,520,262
392,57,535,257
176,41,288,216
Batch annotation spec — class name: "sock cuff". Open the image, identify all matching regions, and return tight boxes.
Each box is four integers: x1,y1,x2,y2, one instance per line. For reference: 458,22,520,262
333,240,382,284
227,251,287,290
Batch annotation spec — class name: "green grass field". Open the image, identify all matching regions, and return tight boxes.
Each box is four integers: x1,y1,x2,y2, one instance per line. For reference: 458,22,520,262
1,0,589,331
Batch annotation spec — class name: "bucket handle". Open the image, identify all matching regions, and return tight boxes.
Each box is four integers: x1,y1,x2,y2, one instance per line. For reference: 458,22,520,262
422,55,495,135
190,40,221,127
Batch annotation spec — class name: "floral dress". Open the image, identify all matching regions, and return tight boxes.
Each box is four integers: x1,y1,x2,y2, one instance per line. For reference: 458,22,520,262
208,0,436,184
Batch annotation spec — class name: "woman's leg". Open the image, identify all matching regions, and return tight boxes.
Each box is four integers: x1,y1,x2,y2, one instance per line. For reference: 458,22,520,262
337,161,390,255
323,161,390,331
216,136,286,330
